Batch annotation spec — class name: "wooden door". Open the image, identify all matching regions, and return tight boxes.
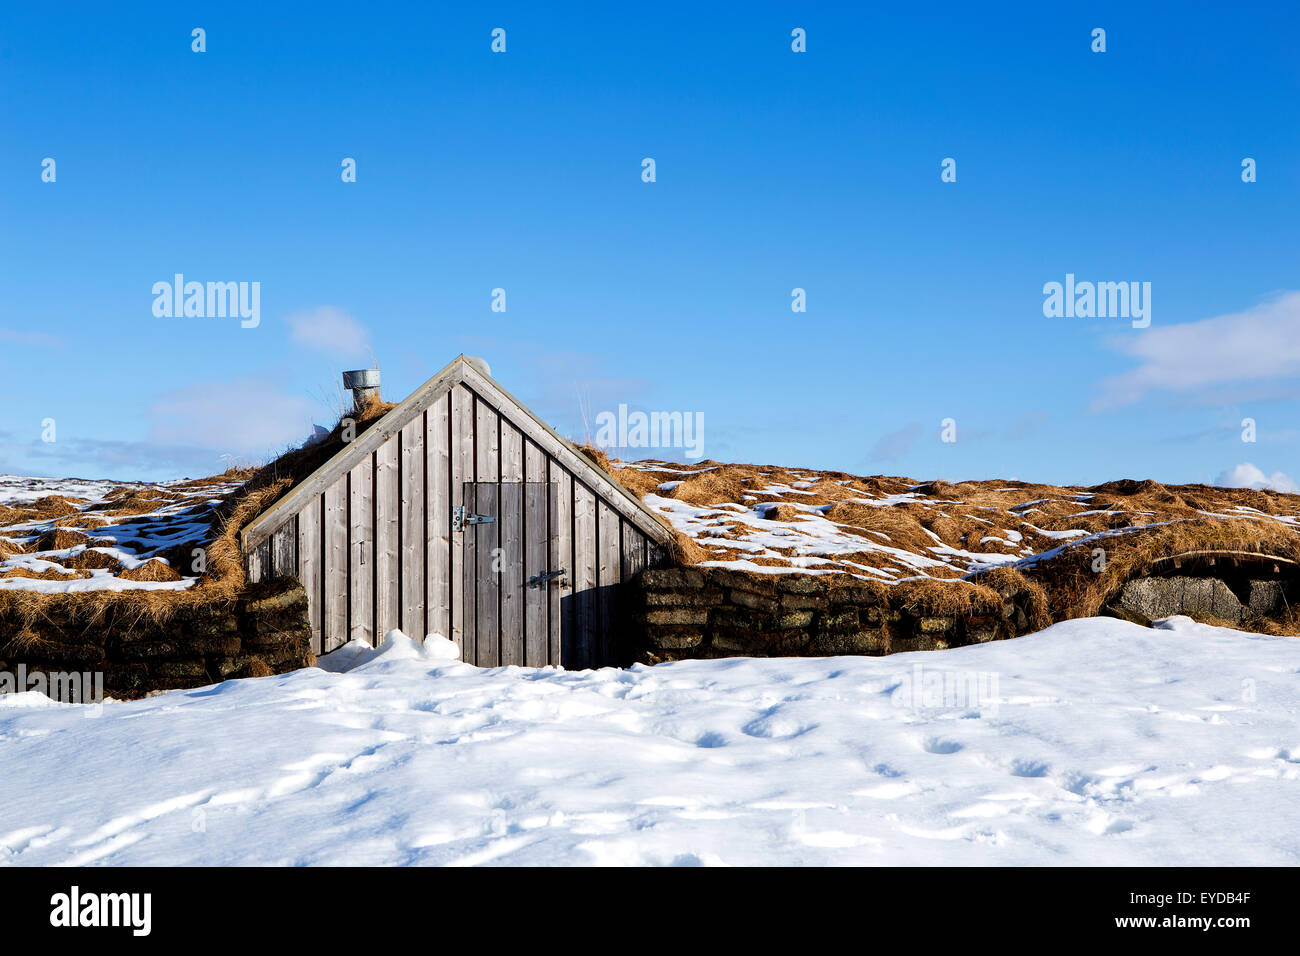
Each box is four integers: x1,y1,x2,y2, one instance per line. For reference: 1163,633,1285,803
462,482,562,667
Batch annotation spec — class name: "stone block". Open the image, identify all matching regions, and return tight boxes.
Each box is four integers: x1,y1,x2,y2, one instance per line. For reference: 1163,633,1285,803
644,588,725,608
1248,579,1286,616
653,631,705,650
1119,576,1243,624
918,616,955,634
809,630,887,655
641,568,705,590
730,588,780,614
645,607,709,627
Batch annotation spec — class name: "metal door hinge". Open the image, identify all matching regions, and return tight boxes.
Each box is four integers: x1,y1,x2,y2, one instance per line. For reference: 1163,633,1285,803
452,506,496,531
527,568,568,589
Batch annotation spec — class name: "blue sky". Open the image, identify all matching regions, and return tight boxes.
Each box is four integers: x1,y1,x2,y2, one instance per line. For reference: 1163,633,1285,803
2,2,1297,488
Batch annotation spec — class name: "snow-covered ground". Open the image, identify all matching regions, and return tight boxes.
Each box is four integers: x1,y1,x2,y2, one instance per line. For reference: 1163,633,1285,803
1,616,1297,866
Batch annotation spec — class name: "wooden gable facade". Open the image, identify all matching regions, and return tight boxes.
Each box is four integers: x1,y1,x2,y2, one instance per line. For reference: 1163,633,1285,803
240,356,673,669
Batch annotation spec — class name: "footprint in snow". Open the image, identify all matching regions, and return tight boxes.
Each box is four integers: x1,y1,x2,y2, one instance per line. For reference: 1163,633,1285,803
1059,771,1101,796
921,737,963,755
1009,759,1050,778
741,706,818,739
0,824,59,856
1086,814,1136,836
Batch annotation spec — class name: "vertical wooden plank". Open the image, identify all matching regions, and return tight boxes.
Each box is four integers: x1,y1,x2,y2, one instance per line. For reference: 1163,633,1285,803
323,477,348,652
622,523,649,582
427,392,451,642
524,481,548,667
349,457,374,646
500,481,524,666
462,481,478,666
551,465,572,668
298,499,322,655
400,415,425,638
524,441,547,485
475,396,499,482
375,437,400,638
247,539,268,584
474,483,500,666
573,481,597,669
525,442,549,666
270,521,296,579
500,422,523,482
450,385,474,655
620,521,647,667
597,501,620,667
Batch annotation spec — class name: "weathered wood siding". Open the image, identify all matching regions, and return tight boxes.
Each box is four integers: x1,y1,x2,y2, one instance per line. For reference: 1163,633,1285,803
247,382,666,667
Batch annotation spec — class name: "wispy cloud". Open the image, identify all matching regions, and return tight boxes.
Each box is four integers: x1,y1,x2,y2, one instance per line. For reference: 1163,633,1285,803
2,436,228,480
867,422,924,462
1095,292,1300,408
285,306,371,360
1002,411,1048,442
147,376,320,460
1214,462,1299,494
0,377,326,480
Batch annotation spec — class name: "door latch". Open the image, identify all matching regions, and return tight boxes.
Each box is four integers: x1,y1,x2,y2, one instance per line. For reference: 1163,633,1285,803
527,568,568,589
452,506,496,531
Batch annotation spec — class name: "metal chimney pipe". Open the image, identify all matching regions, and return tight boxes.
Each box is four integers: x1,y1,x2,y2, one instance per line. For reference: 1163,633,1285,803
342,369,381,411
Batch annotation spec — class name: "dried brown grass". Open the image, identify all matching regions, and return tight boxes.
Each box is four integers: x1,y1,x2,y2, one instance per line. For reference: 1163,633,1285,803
892,577,1004,616
64,549,125,572
91,489,184,517
0,567,91,581
966,566,1052,631
119,559,183,582
27,496,88,520
33,528,92,552
238,657,275,679
0,538,30,557
52,514,109,529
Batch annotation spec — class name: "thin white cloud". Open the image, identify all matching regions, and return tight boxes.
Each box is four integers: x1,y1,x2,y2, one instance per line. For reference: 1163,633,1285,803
147,377,319,460
285,306,371,360
1095,292,1300,408
1214,462,1299,494
4,436,225,480
868,422,924,462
